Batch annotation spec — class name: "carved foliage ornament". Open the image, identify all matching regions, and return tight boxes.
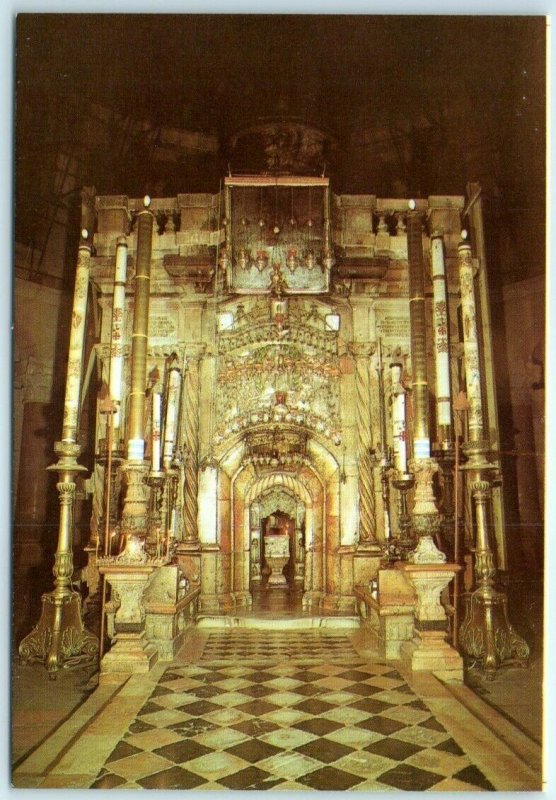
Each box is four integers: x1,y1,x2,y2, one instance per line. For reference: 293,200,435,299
215,340,341,446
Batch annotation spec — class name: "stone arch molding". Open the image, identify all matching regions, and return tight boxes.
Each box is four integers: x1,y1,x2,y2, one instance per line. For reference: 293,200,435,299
257,489,298,521
245,471,314,508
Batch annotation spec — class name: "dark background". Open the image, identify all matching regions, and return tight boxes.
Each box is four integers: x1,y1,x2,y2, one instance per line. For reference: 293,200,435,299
15,14,545,284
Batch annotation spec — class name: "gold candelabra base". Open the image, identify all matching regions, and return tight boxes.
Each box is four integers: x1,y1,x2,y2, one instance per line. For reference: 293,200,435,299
19,441,99,676
459,586,529,679
18,591,99,675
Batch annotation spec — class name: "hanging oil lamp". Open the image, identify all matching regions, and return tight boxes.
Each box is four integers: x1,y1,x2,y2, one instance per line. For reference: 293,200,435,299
255,250,268,272
286,249,298,272
305,249,316,270
238,248,250,270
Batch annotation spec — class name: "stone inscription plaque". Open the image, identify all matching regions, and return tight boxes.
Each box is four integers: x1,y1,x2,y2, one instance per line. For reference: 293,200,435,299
149,314,178,341
377,316,410,341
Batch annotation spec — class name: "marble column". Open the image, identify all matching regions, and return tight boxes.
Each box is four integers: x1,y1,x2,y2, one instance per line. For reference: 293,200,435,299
354,345,379,547
179,350,203,549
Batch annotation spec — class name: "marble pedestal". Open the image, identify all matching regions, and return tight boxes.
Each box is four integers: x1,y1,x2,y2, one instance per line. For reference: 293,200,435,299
264,534,290,587
396,562,463,681
98,563,160,674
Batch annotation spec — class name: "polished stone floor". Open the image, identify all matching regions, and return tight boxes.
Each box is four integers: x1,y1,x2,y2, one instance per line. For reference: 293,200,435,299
91,656,494,791
12,626,542,791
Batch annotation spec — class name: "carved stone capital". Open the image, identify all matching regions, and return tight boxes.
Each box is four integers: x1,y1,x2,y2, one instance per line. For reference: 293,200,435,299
348,342,376,359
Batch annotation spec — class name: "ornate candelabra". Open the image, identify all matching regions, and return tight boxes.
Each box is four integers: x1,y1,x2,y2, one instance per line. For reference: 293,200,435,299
456,235,529,678
19,235,99,674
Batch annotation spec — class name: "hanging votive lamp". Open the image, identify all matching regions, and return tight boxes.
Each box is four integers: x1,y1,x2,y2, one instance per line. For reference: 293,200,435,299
238,248,250,270
305,249,316,270
256,250,268,272
286,249,298,272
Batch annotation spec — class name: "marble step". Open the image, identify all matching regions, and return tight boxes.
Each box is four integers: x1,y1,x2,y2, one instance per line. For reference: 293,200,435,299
196,615,361,629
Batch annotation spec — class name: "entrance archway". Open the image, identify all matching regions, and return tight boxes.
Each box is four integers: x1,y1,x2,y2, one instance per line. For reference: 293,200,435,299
199,423,351,614
249,487,305,593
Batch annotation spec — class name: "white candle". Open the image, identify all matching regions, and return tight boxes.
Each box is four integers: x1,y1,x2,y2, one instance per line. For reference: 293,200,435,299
62,244,90,443
108,237,128,435
163,365,182,468
458,237,484,442
390,363,407,473
431,234,452,430
151,391,162,471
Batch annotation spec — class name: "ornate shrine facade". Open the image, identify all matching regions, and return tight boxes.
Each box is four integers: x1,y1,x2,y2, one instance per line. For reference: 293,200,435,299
19,170,529,680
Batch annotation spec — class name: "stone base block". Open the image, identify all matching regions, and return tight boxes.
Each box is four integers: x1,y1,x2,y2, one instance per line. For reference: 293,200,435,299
400,632,464,681
302,591,323,612
353,550,382,588
148,632,185,662
101,632,158,674
232,591,253,609
379,612,415,659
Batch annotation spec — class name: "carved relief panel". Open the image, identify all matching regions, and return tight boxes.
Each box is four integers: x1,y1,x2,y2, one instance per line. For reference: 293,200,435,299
213,298,342,447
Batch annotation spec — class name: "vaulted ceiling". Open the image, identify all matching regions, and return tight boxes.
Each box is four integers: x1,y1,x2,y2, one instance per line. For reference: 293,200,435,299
16,14,546,282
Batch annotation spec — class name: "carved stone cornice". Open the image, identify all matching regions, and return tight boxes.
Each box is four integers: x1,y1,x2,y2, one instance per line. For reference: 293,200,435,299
217,320,338,357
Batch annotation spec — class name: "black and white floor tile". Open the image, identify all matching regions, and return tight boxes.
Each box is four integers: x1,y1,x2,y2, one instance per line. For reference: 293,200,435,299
90,632,494,791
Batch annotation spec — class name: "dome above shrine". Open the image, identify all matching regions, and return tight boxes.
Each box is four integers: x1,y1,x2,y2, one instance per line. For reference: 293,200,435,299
228,117,336,176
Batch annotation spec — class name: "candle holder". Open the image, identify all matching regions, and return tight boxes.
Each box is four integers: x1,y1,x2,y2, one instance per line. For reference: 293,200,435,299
147,470,166,555
164,464,181,557
433,440,457,557
392,472,415,558
95,445,125,555
458,443,529,678
371,445,394,541
19,442,99,674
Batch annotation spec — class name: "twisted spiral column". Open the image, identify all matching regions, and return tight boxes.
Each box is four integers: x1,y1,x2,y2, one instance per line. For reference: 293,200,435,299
354,346,377,544
182,352,202,545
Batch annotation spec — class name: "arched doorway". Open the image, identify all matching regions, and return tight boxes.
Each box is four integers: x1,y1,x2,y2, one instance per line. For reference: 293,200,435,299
197,426,354,615
247,487,306,613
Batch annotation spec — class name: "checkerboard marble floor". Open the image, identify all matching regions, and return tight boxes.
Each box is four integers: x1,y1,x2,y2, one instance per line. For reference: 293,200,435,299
200,630,360,662
90,631,495,791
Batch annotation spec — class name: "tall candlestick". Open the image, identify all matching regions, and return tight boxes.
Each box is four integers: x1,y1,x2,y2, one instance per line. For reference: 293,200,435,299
108,236,127,438
127,200,154,462
407,207,430,459
431,233,452,440
163,360,182,469
61,242,91,443
19,227,98,674
377,339,388,458
457,237,484,443
151,391,162,471
390,363,407,473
